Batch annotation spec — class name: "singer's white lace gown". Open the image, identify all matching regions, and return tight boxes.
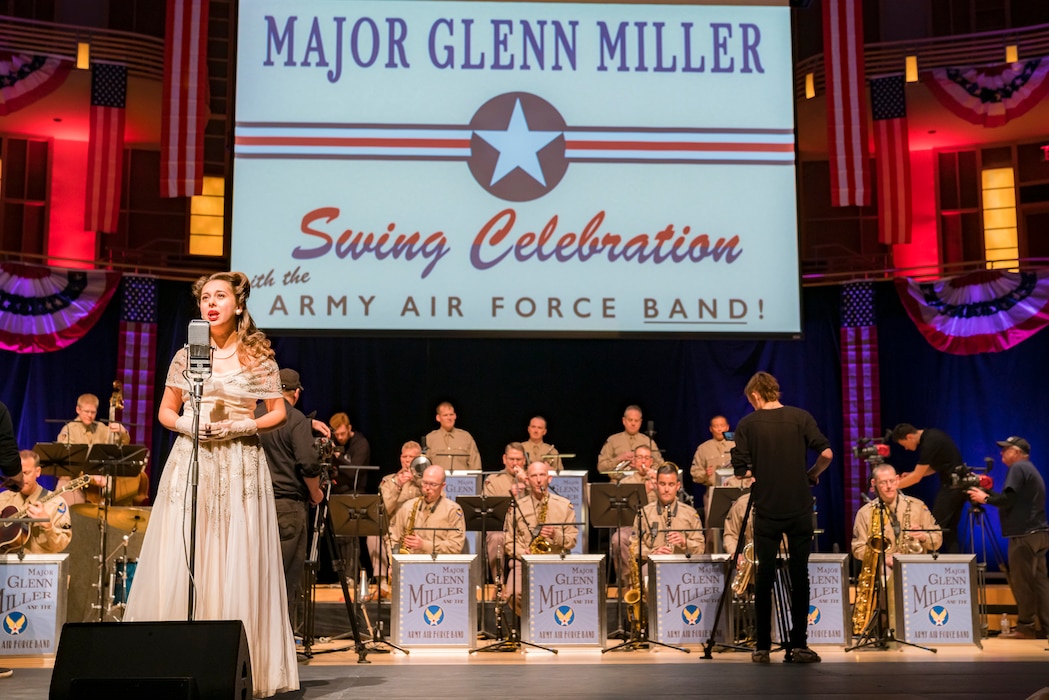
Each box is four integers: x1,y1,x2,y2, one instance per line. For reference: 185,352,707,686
125,349,298,698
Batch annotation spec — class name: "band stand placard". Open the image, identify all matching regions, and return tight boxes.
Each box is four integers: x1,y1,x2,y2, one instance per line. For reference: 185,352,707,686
522,554,605,648
442,472,482,555
893,554,982,648
804,553,850,646
0,553,69,657
390,554,478,649
648,554,729,646
549,471,588,554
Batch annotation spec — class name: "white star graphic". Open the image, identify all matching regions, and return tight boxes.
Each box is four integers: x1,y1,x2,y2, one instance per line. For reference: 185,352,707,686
474,98,562,187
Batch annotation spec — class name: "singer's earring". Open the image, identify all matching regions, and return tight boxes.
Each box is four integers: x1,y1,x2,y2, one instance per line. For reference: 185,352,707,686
236,309,242,315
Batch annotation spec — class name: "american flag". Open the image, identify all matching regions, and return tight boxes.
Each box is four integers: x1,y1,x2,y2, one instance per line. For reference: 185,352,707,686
161,0,209,197
823,0,870,207
840,282,880,530
84,63,126,233
117,275,158,470
871,75,912,245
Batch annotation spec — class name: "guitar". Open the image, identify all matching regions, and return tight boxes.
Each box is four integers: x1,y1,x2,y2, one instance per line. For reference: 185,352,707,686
0,474,91,552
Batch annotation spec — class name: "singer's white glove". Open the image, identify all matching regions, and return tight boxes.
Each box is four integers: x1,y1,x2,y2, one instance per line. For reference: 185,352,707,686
174,414,195,437
227,418,258,438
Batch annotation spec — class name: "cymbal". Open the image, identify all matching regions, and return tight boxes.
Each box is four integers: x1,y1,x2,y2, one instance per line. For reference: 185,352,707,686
71,504,151,531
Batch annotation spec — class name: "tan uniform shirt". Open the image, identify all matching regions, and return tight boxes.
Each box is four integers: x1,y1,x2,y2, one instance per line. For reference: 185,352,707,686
57,420,130,446
722,493,753,555
630,500,705,559
852,495,942,561
0,484,73,553
504,492,577,557
597,431,664,473
618,471,657,506
689,437,735,485
522,440,560,470
425,428,482,472
483,471,519,498
379,474,422,521
388,495,465,555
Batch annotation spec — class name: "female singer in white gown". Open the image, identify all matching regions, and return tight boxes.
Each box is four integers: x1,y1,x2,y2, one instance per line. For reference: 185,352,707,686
125,271,298,698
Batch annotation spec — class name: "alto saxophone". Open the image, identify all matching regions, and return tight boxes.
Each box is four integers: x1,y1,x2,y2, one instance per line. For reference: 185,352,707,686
398,498,423,554
529,491,552,554
852,501,888,635
898,501,923,554
731,542,756,596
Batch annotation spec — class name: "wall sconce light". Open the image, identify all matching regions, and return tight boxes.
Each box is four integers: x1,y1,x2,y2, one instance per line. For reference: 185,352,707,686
905,55,918,83
76,42,90,70
1005,45,1019,63
805,72,815,99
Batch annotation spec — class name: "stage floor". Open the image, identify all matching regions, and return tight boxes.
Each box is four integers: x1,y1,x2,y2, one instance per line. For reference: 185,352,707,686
7,637,1048,699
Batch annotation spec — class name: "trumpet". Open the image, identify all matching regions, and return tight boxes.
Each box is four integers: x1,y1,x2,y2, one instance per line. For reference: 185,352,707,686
410,455,431,481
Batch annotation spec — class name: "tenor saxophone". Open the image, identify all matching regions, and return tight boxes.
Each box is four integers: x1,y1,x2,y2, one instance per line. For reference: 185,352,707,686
898,500,923,554
731,542,756,596
852,502,888,635
624,539,644,632
398,498,423,554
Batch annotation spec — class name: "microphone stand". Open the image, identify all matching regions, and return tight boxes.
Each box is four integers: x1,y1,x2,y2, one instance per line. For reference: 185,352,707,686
182,347,211,622
473,490,557,655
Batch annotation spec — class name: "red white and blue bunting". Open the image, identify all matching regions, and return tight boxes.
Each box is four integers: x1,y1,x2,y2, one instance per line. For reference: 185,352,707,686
0,52,72,116
0,263,121,353
923,57,1049,128
896,270,1049,355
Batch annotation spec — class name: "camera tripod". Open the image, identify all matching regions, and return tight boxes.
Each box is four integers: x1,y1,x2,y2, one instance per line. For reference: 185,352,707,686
965,502,1008,638
300,477,369,663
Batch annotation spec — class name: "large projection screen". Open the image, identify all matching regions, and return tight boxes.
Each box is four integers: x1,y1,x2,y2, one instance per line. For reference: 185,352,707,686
231,0,801,336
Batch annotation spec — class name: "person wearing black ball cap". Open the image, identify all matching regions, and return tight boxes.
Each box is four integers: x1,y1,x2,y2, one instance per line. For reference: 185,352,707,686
968,436,1049,639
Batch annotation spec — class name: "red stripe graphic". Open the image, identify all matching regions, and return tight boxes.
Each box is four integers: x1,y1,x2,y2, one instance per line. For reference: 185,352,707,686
874,117,912,245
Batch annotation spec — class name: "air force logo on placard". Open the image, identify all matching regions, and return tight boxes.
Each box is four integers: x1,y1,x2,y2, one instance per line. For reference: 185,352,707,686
807,605,821,626
3,611,28,635
681,605,701,626
424,605,445,626
929,606,949,626
554,605,575,626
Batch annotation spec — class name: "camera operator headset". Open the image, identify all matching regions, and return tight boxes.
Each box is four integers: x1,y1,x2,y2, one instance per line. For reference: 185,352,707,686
891,424,967,554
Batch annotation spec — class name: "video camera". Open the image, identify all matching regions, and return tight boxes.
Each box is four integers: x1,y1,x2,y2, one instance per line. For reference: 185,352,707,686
853,436,891,466
313,436,338,483
948,462,993,491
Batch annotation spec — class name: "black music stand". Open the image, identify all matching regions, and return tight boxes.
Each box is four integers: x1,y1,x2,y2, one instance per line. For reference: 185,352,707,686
458,495,511,639
707,486,750,537
434,450,470,473
33,442,89,480
590,482,646,639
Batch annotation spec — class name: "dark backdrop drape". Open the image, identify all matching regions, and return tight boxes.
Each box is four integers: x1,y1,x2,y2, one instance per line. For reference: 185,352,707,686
3,279,1047,564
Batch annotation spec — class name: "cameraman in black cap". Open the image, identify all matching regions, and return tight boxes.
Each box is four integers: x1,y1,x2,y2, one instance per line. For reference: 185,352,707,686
256,368,327,631
968,436,1049,639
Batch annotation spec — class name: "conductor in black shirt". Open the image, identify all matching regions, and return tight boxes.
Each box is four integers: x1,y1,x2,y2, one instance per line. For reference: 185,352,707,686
892,424,966,553
731,372,832,664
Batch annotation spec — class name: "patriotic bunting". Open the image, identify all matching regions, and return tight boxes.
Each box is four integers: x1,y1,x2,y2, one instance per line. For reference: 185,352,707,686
0,52,72,116
0,263,120,353
823,0,870,207
923,57,1049,128
161,0,210,197
85,63,127,234
870,76,911,245
896,270,1049,355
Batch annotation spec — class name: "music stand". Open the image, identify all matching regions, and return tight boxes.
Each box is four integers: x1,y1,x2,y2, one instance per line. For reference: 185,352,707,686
435,451,470,473
332,464,380,495
458,495,511,639
590,482,646,639
33,442,89,480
